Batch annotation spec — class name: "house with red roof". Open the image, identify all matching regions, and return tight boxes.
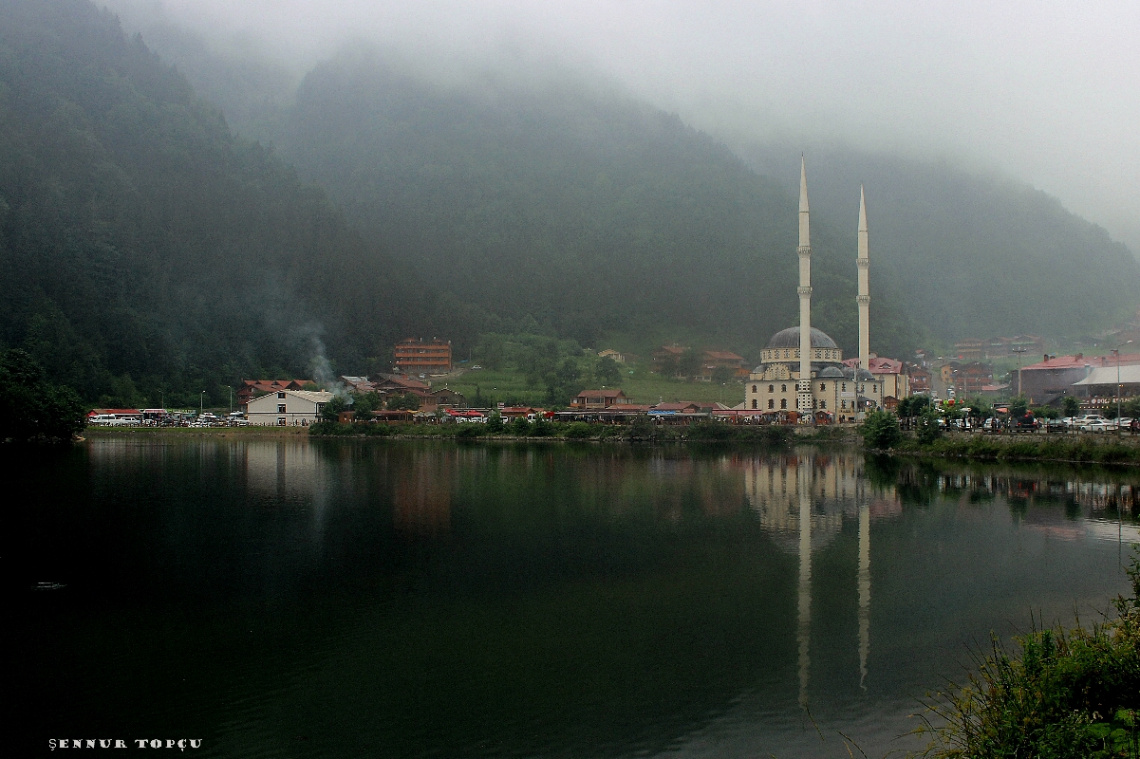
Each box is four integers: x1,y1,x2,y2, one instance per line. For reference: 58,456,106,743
843,357,909,401
236,379,313,411
1019,352,1140,404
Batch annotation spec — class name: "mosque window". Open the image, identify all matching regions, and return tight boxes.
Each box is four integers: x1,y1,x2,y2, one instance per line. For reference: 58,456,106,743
768,384,774,393
752,385,757,394
781,384,787,393
842,383,846,392
768,399,774,409
820,401,826,409
752,399,757,409
841,400,846,410
780,398,787,410
820,383,826,391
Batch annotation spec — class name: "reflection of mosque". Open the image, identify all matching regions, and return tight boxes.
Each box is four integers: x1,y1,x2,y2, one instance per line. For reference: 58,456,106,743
742,449,901,705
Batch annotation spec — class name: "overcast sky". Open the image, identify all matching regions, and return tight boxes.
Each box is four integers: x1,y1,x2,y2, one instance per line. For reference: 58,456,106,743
107,0,1140,254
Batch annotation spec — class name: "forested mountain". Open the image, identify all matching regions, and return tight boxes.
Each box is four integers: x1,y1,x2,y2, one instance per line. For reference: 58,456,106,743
172,37,1137,355
256,49,924,358
3,0,1137,409
0,0,430,406
743,146,1140,343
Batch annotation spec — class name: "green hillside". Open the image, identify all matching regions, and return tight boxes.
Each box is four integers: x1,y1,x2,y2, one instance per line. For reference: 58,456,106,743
0,0,428,406
744,146,1140,343
3,0,1136,409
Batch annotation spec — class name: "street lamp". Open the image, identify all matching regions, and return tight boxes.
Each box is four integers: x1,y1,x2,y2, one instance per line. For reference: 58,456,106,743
1011,346,1027,397
1113,340,1133,429
200,391,205,417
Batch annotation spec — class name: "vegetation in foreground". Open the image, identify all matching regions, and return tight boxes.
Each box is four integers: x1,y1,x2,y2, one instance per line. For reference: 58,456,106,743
917,552,1140,758
861,402,1140,465
0,349,85,443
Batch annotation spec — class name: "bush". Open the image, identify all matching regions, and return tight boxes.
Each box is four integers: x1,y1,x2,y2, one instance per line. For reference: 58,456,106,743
563,422,596,439
861,410,901,449
920,552,1140,758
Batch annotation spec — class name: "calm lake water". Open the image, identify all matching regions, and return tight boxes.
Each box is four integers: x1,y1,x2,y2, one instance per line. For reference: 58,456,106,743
5,437,1139,758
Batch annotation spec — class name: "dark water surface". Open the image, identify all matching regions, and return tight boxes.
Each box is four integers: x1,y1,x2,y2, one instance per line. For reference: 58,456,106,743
5,438,1138,758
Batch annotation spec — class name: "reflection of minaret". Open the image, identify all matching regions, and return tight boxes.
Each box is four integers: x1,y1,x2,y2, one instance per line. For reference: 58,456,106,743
797,453,812,708
857,186,870,374
797,156,814,416
858,499,870,690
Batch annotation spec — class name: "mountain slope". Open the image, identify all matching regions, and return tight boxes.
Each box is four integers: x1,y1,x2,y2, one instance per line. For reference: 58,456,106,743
0,0,427,404
256,48,922,358
743,146,1140,343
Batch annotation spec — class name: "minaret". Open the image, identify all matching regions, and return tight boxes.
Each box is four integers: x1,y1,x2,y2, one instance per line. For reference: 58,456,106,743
797,157,814,416
857,185,871,376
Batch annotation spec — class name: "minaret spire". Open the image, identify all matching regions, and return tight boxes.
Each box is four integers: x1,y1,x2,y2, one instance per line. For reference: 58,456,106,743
857,185,871,379
797,156,814,417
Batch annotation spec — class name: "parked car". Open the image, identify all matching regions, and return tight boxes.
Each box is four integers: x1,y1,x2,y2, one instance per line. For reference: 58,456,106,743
1080,419,1116,432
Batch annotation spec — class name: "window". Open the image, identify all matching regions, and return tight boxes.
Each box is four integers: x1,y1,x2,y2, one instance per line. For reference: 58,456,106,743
277,404,287,414
768,399,774,409
842,383,847,392
780,399,787,410
752,385,757,393
277,417,286,426
277,392,286,399
820,400,827,409
820,383,826,391
751,399,758,409
841,400,847,410
768,384,774,393
781,384,787,393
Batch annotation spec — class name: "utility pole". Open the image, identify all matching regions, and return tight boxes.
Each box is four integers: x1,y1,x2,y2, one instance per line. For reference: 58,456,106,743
1012,346,1027,397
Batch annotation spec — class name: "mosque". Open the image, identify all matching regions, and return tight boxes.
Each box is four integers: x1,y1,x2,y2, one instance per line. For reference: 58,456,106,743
744,158,883,421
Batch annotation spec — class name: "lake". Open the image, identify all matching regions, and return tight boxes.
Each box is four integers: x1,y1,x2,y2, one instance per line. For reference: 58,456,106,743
5,437,1138,758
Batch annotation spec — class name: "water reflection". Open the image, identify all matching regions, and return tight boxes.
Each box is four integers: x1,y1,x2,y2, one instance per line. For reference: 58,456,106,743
7,440,1138,759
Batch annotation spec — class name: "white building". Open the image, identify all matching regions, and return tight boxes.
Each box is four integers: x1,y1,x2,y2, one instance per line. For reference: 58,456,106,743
745,158,882,421
247,389,333,426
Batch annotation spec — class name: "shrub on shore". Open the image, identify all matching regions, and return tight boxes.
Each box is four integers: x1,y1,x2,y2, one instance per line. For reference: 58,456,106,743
918,552,1140,758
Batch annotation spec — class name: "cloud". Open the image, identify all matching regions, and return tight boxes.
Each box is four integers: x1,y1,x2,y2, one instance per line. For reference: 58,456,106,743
102,0,1140,252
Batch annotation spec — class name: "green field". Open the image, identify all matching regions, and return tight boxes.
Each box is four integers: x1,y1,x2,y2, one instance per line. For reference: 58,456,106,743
436,366,746,409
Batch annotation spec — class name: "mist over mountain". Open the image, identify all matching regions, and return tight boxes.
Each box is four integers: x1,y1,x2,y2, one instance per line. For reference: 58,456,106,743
195,37,1137,352
2,0,1137,409
0,0,429,405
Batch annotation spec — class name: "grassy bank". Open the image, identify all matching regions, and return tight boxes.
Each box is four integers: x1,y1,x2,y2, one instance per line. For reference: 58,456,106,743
896,433,1140,466
303,419,846,445
918,553,1140,758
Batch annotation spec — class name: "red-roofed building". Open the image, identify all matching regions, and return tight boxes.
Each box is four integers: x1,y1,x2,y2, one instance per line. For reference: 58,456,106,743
701,349,748,380
571,389,632,410
844,357,910,400
1018,352,1140,403
236,380,313,411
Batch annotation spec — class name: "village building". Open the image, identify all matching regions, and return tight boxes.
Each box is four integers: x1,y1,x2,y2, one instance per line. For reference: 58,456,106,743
393,338,452,375
701,350,748,380
939,361,994,396
1019,351,1140,404
907,364,932,395
247,389,333,426
745,159,882,422
571,389,633,410
236,379,313,411
597,349,627,364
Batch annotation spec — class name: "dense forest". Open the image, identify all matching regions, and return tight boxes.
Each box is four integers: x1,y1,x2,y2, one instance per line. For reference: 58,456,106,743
0,0,431,407
2,0,1138,406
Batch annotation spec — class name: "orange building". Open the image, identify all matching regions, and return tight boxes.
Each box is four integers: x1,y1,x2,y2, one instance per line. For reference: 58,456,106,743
394,338,452,375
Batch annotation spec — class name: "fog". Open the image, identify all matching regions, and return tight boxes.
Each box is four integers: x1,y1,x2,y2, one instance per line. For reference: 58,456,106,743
103,0,1140,254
